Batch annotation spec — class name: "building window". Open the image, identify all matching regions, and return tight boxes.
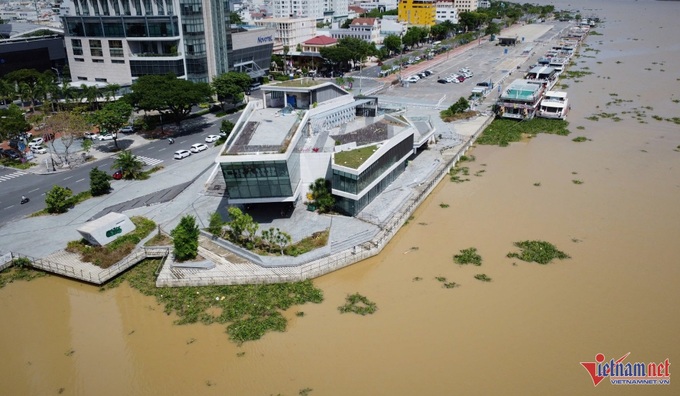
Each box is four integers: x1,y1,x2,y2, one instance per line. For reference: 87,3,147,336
112,59,125,64
95,78,108,82
90,40,103,57
74,58,85,62
72,39,83,55
77,76,88,81
109,40,124,57
93,59,104,63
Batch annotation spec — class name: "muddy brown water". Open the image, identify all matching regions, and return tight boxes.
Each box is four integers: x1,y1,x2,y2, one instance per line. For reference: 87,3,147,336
2,1,679,394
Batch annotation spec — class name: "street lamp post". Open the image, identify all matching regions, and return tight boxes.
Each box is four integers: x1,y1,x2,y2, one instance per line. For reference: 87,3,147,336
51,67,61,83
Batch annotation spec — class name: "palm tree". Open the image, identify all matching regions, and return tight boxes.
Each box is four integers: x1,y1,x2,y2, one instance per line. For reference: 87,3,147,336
0,79,15,105
81,84,102,110
112,150,144,180
103,83,121,103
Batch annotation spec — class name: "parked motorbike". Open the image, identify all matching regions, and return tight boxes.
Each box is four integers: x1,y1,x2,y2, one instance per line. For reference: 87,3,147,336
168,138,175,144
21,196,30,204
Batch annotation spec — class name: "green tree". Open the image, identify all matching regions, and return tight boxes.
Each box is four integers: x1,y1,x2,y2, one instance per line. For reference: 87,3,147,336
310,178,335,213
45,185,73,214
226,207,259,245
171,215,200,261
89,167,111,196
448,97,470,114
430,24,449,40
127,73,213,127
220,119,235,137
229,11,243,25
207,212,224,237
261,227,292,254
485,22,501,36
4,69,43,108
91,100,133,149
112,150,144,180
44,111,89,168
383,34,402,56
0,104,31,141
212,72,252,107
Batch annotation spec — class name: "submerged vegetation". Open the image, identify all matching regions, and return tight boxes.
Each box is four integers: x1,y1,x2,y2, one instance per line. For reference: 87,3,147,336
453,247,482,266
506,240,570,265
0,258,48,289
477,118,570,147
474,274,492,282
107,259,324,343
338,293,377,316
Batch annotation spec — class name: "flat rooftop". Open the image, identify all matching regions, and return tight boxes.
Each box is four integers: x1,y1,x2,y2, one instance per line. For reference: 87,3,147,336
265,78,325,89
501,80,543,100
224,107,300,155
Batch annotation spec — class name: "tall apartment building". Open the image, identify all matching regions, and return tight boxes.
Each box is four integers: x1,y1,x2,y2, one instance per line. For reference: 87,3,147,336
398,0,436,26
453,0,478,13
61,0,231,84
254,17,316,52
435,0,458,24
272,0,348,22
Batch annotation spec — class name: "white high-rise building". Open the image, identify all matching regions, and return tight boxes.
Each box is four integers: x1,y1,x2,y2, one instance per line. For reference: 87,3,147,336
272,0,348,21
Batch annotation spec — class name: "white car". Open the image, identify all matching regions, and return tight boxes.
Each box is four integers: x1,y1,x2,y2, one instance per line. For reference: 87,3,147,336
30,137,44,146
31,146,47,154
98,133,116,141
119,126,134,133
405,76,419,83
190,143,208,153
83,132,97,139
28,141,42,149
205,134,220,143
174,149,191,159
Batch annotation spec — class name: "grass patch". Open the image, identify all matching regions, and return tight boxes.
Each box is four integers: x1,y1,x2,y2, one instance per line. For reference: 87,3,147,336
65,217,156,268
453,247,482,266
104,258,323,343
477,118,570,147
474,274,492,282
439,203,450,208
440,110,479,123
29,190,93,217
334,145,378,169
572,136,589,142
285,230,329,257
338,293,377,316
533,182,541,187
449,166,470,183
0,158,36,170
506,240,570,264
572,179,584,184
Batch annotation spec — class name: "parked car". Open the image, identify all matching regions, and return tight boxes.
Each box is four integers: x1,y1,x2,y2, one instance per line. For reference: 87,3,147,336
457,75,466,82
205,134,220,143
30,137,44,146
437,79,449,84
28,141,43,149
418,72,427,79
424,70,433,76
174,149,191,159
98,133,116,141
83,132,97,139
119,125,134,133
31,146,47,154
405,76,419,83
190,143,208,153
0,149,21,159
112,169,123,180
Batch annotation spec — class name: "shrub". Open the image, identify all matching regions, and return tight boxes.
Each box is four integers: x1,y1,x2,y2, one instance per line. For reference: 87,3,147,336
207,212,224,237
89,167,111,196
171,215,200,261
45,185,73,214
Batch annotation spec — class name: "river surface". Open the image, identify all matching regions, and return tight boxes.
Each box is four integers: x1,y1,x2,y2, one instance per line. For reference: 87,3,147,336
1,0,679,394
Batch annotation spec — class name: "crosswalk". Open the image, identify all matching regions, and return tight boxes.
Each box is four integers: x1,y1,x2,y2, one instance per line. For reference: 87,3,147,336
135,156,164,167
0,170,28,183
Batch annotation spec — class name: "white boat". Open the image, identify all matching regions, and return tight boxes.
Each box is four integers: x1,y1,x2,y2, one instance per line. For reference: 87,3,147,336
538,91,569,119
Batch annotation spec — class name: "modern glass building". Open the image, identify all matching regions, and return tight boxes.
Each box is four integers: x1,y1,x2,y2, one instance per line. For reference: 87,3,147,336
61,0,273,85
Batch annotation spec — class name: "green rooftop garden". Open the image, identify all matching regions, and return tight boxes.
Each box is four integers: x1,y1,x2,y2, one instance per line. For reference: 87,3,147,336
271,78,324,88
334,145,378,169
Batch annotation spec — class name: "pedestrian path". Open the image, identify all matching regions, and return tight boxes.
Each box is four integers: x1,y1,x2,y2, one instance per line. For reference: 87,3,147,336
0,170,27,183
136,155,164,167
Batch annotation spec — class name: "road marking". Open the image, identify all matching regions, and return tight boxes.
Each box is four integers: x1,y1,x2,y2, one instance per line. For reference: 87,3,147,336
29,188,39,193
4,205,14,210
135,156,164,167
76,178,85,183
159,148,166,152
0,171,28,183
63,176,72,181
179,140,187,144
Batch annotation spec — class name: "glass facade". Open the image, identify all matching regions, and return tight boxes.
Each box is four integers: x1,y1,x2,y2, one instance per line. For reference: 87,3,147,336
221,160,300,200
334,164,407,216
64,16,180,38
130,59,185,76
332,135,413,195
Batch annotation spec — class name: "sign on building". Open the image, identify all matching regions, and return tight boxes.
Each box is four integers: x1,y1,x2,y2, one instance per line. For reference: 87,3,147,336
76,212,136,246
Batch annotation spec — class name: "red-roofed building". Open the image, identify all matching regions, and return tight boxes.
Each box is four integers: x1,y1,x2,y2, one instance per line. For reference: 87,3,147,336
302,35,338,53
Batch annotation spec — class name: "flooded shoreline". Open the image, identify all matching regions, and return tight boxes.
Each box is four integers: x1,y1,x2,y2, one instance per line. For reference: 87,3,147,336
2,0,679,394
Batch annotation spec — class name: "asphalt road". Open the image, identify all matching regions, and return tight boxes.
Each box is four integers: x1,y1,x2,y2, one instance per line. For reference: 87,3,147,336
0,112,240,224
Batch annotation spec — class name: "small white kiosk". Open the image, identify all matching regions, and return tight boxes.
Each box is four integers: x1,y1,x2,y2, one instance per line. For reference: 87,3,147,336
77,212,136,246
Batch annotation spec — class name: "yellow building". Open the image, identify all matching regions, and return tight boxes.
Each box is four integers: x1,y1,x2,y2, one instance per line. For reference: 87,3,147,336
398,0,437,26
